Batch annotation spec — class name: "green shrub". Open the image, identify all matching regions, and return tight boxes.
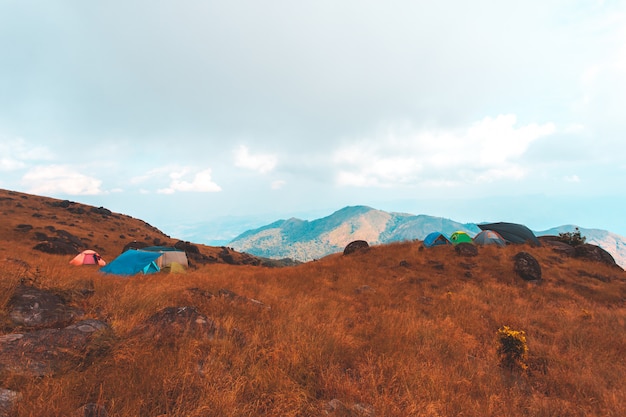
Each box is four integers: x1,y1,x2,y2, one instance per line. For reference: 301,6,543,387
557,227,586,246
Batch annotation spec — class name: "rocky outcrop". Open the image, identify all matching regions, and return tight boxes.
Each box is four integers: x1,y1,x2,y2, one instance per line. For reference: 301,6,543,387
32,228,86,255
0,388,21,417
131,306,217,344
574,244,620,268
8,285,84,329
1,284,111,411
0,319,109,377
538,237,621,270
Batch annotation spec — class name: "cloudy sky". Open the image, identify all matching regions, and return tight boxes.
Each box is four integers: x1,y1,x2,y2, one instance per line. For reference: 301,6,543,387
2,1,625,241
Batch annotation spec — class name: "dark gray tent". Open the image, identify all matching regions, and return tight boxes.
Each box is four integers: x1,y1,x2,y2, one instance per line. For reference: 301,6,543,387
478,222,541,246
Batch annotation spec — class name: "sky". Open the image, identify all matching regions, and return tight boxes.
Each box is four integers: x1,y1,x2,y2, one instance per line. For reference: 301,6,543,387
1,0,626,242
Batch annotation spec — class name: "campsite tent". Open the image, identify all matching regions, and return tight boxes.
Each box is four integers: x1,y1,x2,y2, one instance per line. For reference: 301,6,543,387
423,232,452,248
137,246,189,269
450,231,473,245
100,250,161,276
70,250,106,266
478,222,541,246
473,230,506,247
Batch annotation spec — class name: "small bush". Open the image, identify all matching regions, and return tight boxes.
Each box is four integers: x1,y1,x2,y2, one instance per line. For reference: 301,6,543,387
497,326,528,371
557,227,586,246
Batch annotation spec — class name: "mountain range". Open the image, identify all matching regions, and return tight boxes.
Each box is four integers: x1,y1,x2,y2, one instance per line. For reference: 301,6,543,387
228,205,626,268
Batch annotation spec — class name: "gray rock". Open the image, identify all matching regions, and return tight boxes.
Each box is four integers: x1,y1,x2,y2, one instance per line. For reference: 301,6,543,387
0,319,110,377
574,244,620,268
8,285,84,329
132,306,217,344
0,388,21,417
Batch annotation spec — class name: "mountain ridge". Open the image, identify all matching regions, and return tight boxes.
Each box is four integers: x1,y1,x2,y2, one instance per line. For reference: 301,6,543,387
229,205,626,267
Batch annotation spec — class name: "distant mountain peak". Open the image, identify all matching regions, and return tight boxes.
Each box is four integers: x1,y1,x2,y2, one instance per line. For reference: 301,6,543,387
229,206,478,262
228,206,626,267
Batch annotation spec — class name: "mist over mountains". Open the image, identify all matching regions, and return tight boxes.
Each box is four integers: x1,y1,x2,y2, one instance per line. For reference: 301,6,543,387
227,205,626,267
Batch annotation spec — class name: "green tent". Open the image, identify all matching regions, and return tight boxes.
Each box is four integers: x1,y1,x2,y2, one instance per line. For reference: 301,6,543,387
450,231,473,245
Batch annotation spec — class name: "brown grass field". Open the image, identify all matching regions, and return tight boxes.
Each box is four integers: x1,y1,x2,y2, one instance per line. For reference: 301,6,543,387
1,189,625,416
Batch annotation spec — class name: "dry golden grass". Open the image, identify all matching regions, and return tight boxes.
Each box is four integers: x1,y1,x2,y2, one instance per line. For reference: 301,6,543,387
0,241,624,416
1,189,626,416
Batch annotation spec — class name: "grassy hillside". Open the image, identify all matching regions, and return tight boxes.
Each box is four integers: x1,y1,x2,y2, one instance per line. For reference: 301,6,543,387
1,190,625,416
0,188,260,266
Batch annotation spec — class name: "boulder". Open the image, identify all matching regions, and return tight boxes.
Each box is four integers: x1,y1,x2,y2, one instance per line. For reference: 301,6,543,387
132,306,216,344
513,252,542,281
90,206,112,217
0,319,110,377
541,239,576,257
0,388,21,417
8,285,84,329
175,240,200,254
574,244,621,268
33,240,78,255
343,240,369,256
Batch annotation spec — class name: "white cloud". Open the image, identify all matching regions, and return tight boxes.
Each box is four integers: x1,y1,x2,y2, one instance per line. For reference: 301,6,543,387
130,166,176,185
0,137,53,171
334,114,555,187
271,180,286,190
0,158,26,171
21,165,103,195
157,168,221,194
234,145,277,174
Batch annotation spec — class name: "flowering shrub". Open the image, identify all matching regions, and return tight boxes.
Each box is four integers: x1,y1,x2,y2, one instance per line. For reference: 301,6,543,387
497,326,528,371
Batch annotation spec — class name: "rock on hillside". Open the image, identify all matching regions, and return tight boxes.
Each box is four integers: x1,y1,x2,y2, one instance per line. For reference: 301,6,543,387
229,205,479,262
536,225,626,269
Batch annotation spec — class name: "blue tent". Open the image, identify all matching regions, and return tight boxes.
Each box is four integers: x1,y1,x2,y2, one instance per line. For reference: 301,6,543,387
100,250,161,276
423,232,452,247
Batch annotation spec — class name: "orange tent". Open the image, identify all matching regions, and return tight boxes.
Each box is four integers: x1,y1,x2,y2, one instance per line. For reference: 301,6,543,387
70,250,106,266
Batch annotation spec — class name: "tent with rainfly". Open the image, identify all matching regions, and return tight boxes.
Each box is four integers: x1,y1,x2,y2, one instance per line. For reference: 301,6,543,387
478,222,541,246
100,249,161,276
450,231,473,245
70,249,106,266
423,232,452,247
473,230,506,247
139,246,188,269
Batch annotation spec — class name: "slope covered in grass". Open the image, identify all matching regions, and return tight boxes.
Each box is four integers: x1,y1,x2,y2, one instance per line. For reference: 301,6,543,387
1,237,625,416
1,188,625,416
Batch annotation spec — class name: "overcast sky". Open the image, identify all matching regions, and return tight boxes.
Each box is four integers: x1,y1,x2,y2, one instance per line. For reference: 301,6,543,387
2,1,625,240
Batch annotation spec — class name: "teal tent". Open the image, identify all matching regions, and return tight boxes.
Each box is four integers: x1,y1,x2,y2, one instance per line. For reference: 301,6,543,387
423,232,452,247
100,250,161,276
